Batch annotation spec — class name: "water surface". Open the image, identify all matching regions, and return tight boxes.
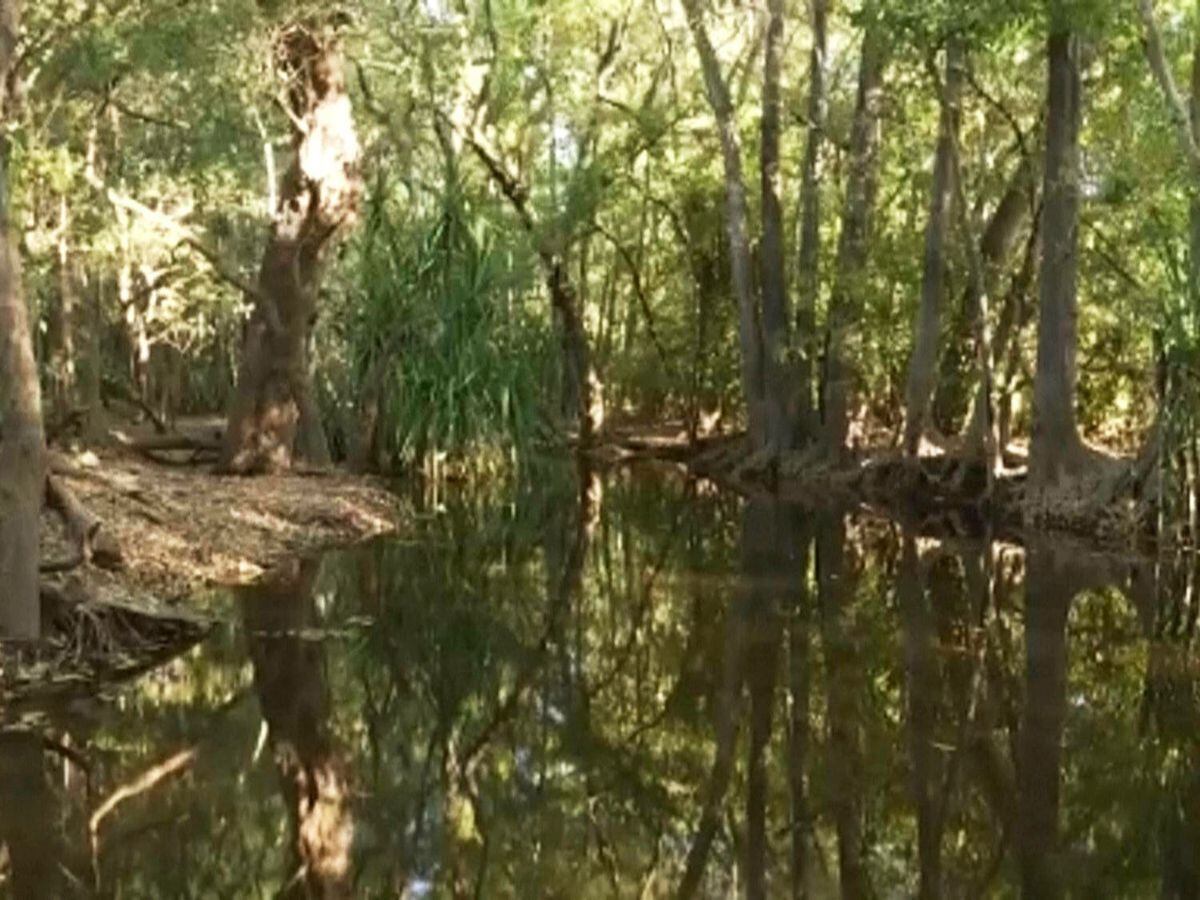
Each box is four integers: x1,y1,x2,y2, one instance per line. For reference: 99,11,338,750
1,465,1195,897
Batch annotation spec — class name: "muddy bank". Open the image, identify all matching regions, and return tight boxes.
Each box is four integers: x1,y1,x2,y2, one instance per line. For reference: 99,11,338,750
41,448,403,606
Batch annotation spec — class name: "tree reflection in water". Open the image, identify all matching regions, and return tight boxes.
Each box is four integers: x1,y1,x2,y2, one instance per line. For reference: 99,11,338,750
8,470,1200,896
240,558,355,898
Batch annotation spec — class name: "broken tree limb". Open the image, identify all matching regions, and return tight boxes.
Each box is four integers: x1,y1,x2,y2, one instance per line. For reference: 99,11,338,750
108,428,221,466
41,475,123,573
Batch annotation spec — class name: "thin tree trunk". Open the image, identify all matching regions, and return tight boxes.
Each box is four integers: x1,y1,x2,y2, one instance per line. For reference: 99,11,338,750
48,195,77,420
0,0,45,641
759,0,793,453
221,24,362,474
794,0,827,447
824,27,887,463
79,271,109,443
464,133,601,445
963,150,1041,450
1191,25,1200,321
1030,27,1087,487
682,0,767,447
903,39,963,457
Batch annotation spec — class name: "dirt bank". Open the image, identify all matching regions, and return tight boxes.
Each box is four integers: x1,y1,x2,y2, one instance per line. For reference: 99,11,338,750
41,448,403,606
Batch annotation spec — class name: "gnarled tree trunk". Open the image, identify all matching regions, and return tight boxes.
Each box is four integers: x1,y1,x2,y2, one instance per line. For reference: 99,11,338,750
0,0,45,641
221,23,362,474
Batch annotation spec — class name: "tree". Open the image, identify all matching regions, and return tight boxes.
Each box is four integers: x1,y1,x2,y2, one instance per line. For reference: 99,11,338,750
1030,21,1087,488
0,0,45,640
220,20,362,474
903,37,963,457
682,0,768,450
824,24,888,462
794,0,828,447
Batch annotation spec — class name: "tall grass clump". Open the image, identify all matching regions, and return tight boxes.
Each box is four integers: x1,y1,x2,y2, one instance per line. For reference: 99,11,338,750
322,176,556,476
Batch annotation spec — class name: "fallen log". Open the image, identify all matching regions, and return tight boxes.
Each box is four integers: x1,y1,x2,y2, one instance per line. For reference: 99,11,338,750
40,475,124,573
108,428,221,466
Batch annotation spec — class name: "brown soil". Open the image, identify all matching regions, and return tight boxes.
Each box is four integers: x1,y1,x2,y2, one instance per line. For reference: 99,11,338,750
41,447,402,606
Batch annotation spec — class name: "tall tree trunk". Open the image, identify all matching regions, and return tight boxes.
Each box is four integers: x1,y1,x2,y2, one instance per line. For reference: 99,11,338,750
1030,28,1087,487
759,0,793,453
683,0,768,447
48,195,77,420
903,39,963,457
0,0,44,641
221,23,362,474
824,27,887,463
794,0,827,447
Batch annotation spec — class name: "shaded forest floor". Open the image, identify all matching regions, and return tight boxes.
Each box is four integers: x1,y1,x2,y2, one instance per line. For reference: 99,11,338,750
6,426,401,708
41,442,402,608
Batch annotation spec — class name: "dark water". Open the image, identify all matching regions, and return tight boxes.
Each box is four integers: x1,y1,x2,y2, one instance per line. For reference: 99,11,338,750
2,465,1198,898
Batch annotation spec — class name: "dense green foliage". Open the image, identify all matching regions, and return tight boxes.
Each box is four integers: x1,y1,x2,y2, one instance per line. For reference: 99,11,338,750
10,0,1200,473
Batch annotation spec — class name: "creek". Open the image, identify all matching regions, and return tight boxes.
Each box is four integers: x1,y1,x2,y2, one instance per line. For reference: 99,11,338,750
0,462,1192,897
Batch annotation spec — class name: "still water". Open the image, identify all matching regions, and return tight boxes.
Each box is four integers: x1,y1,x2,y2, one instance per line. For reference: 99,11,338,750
1,465,1196,897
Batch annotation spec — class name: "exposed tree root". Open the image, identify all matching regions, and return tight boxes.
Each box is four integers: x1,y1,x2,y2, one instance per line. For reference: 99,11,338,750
0,580,209,706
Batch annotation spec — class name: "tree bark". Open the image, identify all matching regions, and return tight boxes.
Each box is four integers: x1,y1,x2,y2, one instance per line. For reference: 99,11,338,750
220,24,362,474
903,39,963,457
47,195,78,421
962,149,1041,450
0,0,44,641
683,0,768,447
759,0,793,453
824,26,887,463
1030,28,1087,487
794,0,827,447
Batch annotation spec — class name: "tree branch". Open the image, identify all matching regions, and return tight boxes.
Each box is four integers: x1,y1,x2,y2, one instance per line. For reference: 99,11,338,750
1138,0,1200,177
82,169,266,304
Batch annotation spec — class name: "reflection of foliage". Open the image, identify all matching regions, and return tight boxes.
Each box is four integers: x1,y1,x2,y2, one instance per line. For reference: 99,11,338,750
7,476,1200,895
